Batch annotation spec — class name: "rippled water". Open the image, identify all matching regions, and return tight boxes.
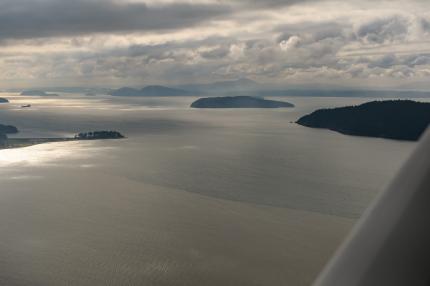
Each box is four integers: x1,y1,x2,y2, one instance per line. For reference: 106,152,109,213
0,93,423,285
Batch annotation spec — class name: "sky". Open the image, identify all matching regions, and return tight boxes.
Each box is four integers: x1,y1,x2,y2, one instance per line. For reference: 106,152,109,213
1,0,430,89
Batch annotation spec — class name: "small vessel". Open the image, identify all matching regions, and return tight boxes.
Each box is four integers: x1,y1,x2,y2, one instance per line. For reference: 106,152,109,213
21,104,31,108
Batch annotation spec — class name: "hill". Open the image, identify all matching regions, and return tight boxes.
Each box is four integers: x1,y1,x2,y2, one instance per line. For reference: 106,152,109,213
296,100,430,141
110,86,191,97
191,96,294,108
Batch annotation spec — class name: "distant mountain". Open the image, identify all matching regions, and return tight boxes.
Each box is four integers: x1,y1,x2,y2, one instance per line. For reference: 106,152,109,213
110,85,192,97
191,96,294,108
140,85,191,96
44,87,111,94
178,78,258,93
110,87,142,96
297,100,430,141
0,98,9,103
21,90,58,96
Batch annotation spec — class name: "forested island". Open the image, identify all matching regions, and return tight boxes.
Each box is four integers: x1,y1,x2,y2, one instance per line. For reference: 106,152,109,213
0,124,18,135
75,131,124,140
20,90,58,96
0,123,19,147
0,98,9,103
191,96,294,108
296,100,430,141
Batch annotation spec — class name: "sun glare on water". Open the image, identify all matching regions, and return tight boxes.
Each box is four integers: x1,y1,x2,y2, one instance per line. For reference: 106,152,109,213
0,142,92,167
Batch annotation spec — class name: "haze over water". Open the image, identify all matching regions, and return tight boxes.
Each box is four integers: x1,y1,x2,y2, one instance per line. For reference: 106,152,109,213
0,94,421,285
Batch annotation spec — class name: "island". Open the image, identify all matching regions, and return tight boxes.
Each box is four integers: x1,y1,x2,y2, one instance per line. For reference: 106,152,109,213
0,123,18,135
0,128,125,149
20,90,59,96
190,96,294,108
74,131,124,140
0,123,19,147
0,98,9,103
110,85,191,97
296,100,430,141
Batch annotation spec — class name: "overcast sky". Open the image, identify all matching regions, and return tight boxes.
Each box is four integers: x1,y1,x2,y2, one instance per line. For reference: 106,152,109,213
1,0,430,89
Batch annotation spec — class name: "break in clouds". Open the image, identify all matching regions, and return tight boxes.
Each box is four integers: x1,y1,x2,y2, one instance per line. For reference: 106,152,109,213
1,0,430,89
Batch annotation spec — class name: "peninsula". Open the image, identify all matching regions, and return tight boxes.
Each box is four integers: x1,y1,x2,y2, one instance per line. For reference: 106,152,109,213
0,128,125,150
191,96,294,108
0,98,9,103
296,100,430,141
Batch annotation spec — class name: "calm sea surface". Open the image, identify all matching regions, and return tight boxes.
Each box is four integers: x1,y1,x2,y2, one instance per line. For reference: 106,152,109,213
0,94,424,285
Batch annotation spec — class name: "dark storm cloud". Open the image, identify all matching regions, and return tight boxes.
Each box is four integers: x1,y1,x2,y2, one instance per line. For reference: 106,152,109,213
0,0,231,40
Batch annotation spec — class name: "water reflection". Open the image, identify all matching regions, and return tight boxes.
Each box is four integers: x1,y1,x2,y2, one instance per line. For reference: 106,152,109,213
0,92,423,285
0,141,108,167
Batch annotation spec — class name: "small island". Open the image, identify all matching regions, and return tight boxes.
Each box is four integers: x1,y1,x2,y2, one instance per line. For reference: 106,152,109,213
74,131,124,140
0,127,125,150
0,98,9,103
190,96,294,108
296,100,430,141
0,123,19,147
0,123,18,135
20,90,59,96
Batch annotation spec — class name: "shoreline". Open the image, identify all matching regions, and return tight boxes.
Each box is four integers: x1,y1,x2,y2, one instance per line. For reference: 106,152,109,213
1,131,125,150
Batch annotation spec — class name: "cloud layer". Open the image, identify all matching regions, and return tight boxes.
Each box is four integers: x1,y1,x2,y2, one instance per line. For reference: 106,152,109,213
0,0,230,39
1,0,430,89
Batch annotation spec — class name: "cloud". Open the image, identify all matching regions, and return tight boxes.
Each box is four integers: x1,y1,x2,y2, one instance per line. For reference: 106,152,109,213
0,0,231,40
367,54,398,68
231,0,313,8
1,0,430,89
421,18,430,32
279,36,301,51
355,16,409,44
200,46,231,59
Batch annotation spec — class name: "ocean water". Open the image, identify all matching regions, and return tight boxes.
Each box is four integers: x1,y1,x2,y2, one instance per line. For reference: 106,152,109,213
0,94,423,285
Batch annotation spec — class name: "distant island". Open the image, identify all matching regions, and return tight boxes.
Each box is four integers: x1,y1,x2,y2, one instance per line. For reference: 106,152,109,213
0,123,19,147
20,90,59,96
0,128,125,149
0,123,18,135
110,86,192,97
74,131,124,140
190,96,294,108
296,100,430,141
0,124,18,148
0,98,9,103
